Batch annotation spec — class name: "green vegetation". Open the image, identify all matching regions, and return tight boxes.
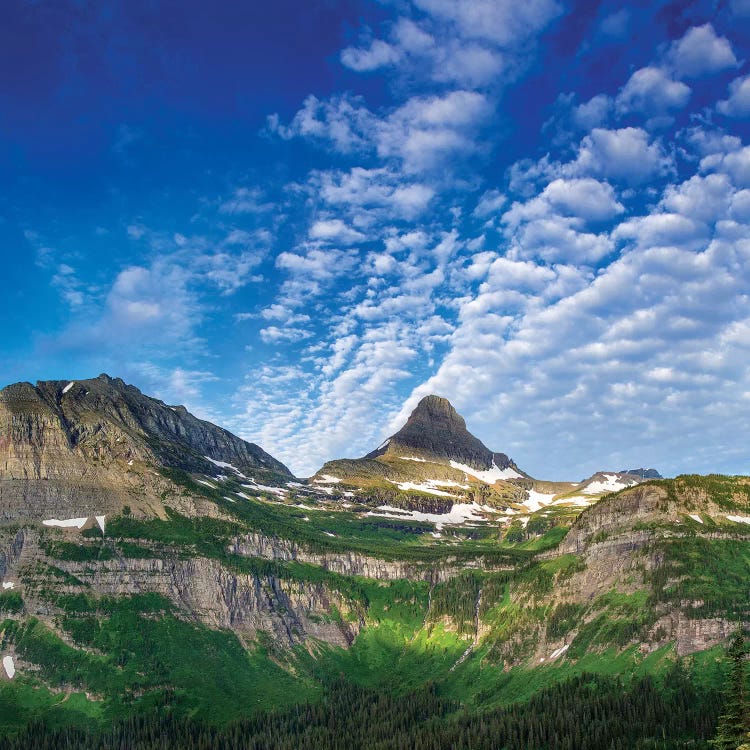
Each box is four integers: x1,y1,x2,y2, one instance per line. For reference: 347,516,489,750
648,537,750,618
2,669,722,749
1,594,317,725
0,591,23,613
712,629,750,750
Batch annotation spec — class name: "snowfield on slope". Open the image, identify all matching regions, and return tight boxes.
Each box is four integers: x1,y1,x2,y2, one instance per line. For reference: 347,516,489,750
368,502,499,530
389,478,470,497
581,474,637,494
43,517,89,529
449,460,522,483
204,456,248,478
2,656,15,679
523,490,556,512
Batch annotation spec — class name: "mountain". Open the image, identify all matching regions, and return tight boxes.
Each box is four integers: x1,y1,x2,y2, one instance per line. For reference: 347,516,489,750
309,395,657,523
0,377,744,748
364,395,524,476
0,374,291,522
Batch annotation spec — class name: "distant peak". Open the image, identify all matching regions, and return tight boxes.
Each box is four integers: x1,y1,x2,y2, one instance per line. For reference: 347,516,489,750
621,467,663,479
364,393,525,477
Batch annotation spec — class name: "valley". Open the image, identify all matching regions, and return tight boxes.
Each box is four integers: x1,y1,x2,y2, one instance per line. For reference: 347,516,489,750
0,376,747,747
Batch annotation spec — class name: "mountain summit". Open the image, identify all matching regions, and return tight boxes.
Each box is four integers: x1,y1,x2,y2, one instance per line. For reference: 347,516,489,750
365,395,521,475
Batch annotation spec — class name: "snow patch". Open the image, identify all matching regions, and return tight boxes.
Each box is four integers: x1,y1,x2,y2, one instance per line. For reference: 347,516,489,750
62,381,75,394
399,456,427,462
688,514,703,524
449,460,522,483
524,490,556,513
726,514,750,524
2,582,14,590
3,656,15,679
313,474,341,484
552,496,593,507
197,480,216,488
389,480,461,498
223,496,237,503
377,438,391,450
95,515,106,533
204,456,247,479
582,474,636,495
368,502,495,530
241,481,287,497
549,644,569,659
43,517,89,529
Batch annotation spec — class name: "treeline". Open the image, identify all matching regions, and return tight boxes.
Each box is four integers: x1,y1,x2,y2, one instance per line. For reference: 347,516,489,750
4,669,720,750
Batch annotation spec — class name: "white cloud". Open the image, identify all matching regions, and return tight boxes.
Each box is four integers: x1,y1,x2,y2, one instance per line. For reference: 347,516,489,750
667,24,739,79
473,189,507,217
377,90,492,172
411,0,563,47
309,219,366,244
615,67,690,117
613,213,708,250
707,146,750,188
570,127,673,184
661,173,734,224
573,94,612,130
717,74,750,118
312,167,435,220
219,187,274,214
540,178,624,222
267,94,374,153
271,89,491,173
510,216,613,264
341,39,402,72
260,326,314,344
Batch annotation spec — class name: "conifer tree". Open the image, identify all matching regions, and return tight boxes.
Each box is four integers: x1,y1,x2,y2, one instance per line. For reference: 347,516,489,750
713,628,750,750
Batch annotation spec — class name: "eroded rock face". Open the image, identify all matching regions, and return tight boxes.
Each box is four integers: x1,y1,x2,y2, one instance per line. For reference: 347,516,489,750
229,532,483,583
559,484,669,554
8,529,360,649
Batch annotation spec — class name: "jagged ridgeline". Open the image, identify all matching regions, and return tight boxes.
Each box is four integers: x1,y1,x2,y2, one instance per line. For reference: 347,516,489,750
0,375,746,748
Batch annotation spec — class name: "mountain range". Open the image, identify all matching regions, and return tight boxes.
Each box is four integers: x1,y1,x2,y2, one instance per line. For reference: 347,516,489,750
0,374,744,748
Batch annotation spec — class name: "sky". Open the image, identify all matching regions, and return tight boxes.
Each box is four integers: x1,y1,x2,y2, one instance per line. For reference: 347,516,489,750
2,0,750,480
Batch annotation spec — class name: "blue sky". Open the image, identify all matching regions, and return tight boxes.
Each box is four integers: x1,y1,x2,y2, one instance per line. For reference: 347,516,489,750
2,0,750,479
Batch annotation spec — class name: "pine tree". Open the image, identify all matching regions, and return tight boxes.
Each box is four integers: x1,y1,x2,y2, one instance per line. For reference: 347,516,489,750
713,628,750,750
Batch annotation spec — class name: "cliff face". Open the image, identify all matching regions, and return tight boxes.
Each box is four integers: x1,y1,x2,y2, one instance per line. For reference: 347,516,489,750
228,532,509,583
3,528,359,649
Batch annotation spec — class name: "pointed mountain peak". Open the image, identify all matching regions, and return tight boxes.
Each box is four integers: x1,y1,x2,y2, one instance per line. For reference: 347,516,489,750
364,394,525,478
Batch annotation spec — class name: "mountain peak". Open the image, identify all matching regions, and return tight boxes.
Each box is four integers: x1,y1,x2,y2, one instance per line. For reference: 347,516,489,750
410,395,463,422
365,394,523,475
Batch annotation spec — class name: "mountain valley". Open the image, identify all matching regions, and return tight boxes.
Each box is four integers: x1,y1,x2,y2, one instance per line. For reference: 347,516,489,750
0,375,747,748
